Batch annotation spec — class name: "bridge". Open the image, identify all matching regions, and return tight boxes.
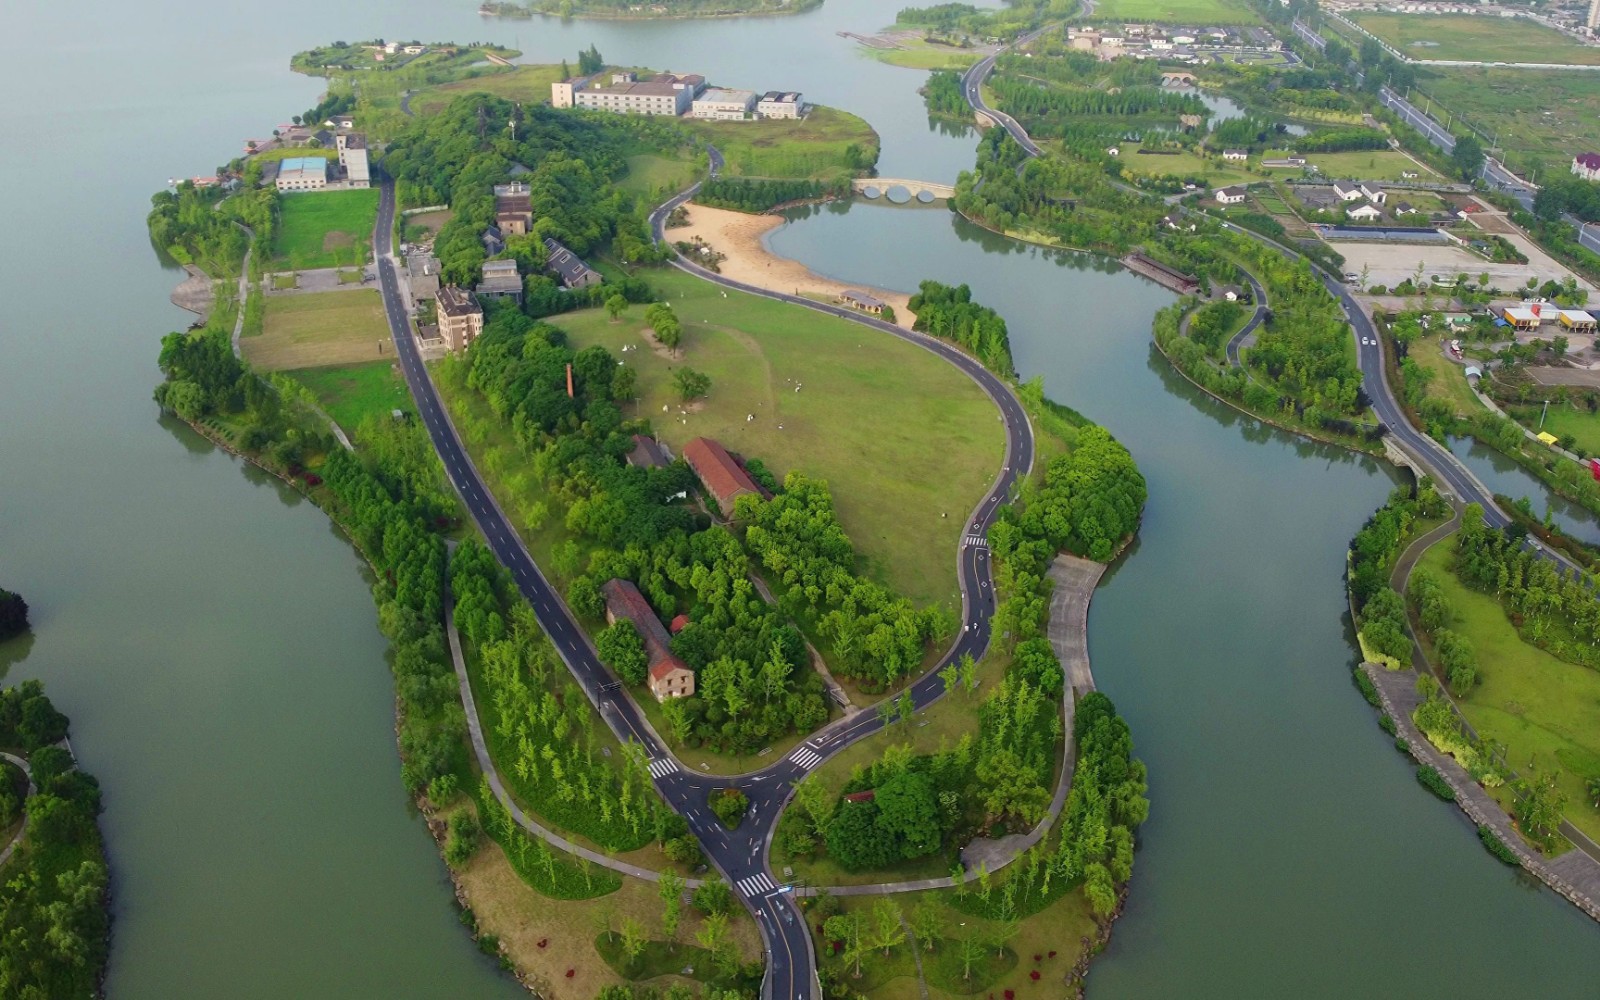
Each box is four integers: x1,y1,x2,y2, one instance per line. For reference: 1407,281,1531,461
851,177,956,202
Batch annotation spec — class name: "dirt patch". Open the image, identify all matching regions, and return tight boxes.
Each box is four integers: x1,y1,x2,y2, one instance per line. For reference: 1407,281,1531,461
675,203,915,330
322,231,355,252
642,327,684,361
1466,212,1518,235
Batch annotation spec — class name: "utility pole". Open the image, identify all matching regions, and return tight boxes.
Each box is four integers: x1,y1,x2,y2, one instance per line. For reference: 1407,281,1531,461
1540,399,1549,430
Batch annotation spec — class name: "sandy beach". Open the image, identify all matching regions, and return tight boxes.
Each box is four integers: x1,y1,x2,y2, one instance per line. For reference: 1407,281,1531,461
666,202,915,330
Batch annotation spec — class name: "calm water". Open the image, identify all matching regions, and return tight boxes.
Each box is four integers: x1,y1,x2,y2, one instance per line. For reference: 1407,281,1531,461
0,0,1594,996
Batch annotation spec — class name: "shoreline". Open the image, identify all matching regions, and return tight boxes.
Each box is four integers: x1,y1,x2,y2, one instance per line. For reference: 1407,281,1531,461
667,202,916,329
482,0,819,21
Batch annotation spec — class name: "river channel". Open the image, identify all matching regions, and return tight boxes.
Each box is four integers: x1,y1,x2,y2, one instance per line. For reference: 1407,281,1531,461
0,0,1595,997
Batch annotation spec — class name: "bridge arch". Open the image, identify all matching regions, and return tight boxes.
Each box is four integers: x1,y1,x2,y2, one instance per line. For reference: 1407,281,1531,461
851,177,956,202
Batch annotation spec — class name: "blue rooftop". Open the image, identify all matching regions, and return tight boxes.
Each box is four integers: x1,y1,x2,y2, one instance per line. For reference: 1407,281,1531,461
279,157,327,175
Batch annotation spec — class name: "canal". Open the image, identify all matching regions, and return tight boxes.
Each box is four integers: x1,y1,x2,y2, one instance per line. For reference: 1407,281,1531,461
0,0,1594,997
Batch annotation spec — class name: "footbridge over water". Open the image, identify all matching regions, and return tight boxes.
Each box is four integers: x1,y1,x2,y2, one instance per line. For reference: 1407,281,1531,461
852,177,956,203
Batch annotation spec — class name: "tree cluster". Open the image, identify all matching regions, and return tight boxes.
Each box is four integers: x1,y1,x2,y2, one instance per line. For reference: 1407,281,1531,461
990,426,1146,566
0,590,27,642
1291,127,1389,154
989,76,1204,138
1406,570,1478,695
695,177,843,214
907,280,1014,377
147,181,273,277
645,302,683,348
922,70,969,118
1533,176,1600,225
1455,504,1600,670
739,474,948,690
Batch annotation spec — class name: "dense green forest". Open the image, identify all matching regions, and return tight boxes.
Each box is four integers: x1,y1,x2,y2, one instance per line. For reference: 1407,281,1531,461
922,70,970,118
147,180,276,277
0,683,109,1000
907,280,1015,377
954,128,1164,253
695,177,845,214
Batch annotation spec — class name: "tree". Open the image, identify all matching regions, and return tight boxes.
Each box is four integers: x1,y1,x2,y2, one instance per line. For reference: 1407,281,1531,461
612,364,637,403
871,898,905,956
909,898,944,952
597,622,649,685
794,774,835,836
606,294,628,322
987,914,1018,959
692,877,732,915
875,770,943,859
1084,862,1117,918
0,590,28,641
695,910,735,976
1450,135,1484,181
1512,766,1567,852
824,912,867,977
956,933,986,981
578,44,605,76
620,917,648,965
659,872,685,948
673,367,711,401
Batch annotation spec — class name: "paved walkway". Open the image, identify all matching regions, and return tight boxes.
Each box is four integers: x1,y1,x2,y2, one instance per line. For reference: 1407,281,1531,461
0,751,40,871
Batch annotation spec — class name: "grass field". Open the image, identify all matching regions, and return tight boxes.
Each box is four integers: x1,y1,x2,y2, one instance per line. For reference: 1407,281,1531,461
1087,0,1258,25
289,361,413,430
1416,540,1600,844
1507,400,1600,457
1408,336,1489,419
1352,13,1600,66
869,38,985,70
244,291,392,371
682,107,880,181
272,188,379,271
557,269,1004,609
1421,68,1600,180
1114,142,1251,185
617,153,696,197
1260,148,1442,183
407,64,567,117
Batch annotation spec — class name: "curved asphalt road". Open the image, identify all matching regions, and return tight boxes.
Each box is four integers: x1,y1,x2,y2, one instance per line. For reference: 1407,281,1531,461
377,158,1036,998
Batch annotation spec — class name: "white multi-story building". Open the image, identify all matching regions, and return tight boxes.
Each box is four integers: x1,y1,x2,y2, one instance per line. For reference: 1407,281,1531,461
275,156,328,192
552,72,705,116
756,91,803,119
336,132,369,189
692,88,757,120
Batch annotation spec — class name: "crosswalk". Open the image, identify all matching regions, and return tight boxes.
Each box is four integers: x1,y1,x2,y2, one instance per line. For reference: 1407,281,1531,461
737,872,777,897
964,533,989,550
647,758,676,779
789,747,822,771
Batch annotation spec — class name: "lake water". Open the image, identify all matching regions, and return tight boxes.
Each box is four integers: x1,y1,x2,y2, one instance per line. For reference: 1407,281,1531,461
0,0,1594,996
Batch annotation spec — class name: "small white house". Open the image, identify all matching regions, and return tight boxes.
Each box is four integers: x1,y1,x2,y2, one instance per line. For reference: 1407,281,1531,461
1348,203,1383,221
1107,146,1120,156
1215,186,1248,205
1222,148,1248,161
1360,183,1387,205
1332,181,1363,202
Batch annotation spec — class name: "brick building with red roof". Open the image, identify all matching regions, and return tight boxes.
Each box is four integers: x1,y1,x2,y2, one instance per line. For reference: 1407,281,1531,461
683,437,761,518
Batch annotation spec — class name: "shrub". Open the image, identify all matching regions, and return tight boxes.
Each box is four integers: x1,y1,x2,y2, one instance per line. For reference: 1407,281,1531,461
1378,713,1396,736
1416,765,1455,802
1478,825,1520,866
709,787,749,829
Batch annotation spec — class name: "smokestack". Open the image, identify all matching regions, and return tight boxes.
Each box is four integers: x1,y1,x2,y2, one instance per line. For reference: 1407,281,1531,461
566,363,574,398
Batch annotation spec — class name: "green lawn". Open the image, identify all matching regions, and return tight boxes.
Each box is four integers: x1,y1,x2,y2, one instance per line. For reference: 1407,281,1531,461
246,290,392,371
1422,68,1600,180
559,268,1004,610
1417,540,1600,845
1508,400,1600,457
682,106,879,181
1115,142,1251,186
1352,13,1600,66
408,64,568,117
1086,0,1258,25
1408,335,1489,420
617,153,696,197
1260,149,1442,183
869,38,985,70
272,188,379,271
289,361,413,432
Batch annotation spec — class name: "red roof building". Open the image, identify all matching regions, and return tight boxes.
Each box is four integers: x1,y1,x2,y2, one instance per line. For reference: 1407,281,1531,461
842,790,876,804
683,437,761,518
599,579,694,700
669,613,690,634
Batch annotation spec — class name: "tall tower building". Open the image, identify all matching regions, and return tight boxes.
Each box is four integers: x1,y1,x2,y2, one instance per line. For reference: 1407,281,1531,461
1590,0,1600,33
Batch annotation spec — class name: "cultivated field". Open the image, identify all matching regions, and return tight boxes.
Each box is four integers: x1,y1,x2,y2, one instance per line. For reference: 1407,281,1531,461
1351,13,1600,65
682,106,880,180
1417,541,1600,844
1086,0,1259,25
244,291,392,371
289,361,413,430
1421,68,1600,179
557,268,1005,610
272,188,379,271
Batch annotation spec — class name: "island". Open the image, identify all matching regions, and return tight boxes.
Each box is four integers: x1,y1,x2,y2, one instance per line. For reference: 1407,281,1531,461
143,28,1158,1000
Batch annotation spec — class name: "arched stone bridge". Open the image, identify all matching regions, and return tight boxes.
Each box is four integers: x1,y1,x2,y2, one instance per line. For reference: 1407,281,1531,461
852,177,956,202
